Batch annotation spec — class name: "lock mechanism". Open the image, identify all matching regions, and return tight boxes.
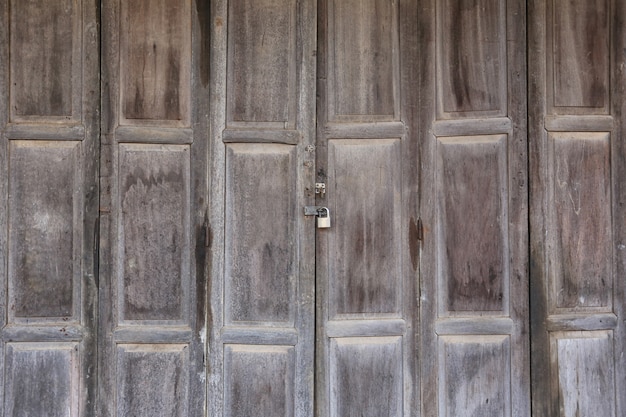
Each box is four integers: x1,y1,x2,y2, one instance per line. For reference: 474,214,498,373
304,206,332,229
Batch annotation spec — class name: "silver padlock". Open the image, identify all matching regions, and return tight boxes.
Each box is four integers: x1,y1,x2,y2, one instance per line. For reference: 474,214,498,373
317,207,331,229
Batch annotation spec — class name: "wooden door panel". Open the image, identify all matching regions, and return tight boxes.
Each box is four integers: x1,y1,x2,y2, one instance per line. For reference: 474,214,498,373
549,133,612,310
118,144,191,322
9,0,79,119
0,0,99,415
438,336,510,417
9,141,81,318
550,331,616,416
437,136,509,313
439,0,506,115
120,0,191,123
419,0,529,416
550,0,609,111
327,139,402,317
224,144,297,324
116,344,190,417
317,1,419,416
530,0,625,415
224,345,295,417
227,0,296,125
100,0,208,415
208,1,317,416
329,337,403,417
329,0,397,120
4,343,79,417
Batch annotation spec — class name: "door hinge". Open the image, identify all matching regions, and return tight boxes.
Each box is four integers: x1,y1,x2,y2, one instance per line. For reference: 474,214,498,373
204,224,212,248
417,218,424,241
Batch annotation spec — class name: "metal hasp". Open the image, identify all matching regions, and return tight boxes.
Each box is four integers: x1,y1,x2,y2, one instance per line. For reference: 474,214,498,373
304,206,332,229
315,182,326,198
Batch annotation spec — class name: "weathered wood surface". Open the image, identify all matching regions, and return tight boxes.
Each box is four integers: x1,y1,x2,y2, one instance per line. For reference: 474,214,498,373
316,0,419,415
99,0,208,415
207,0,317,416
0,1,100,416
529,0,625,415
419,0,530,416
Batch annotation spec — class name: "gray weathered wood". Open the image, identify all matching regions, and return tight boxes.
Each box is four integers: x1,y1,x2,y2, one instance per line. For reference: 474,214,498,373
100,0,208,415
439,336,510,417
549,0,610,112
208,1,317,416
438,0,507,116
317,0,419,415
420,0,529,416
0,1,100,415
530,1,626,415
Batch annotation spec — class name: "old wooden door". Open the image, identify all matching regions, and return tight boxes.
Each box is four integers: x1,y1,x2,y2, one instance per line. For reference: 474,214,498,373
418,0,531,416
529,1,626,416
99,0,209,416
3,1,626,416
206,0,421,416
0,0,100,416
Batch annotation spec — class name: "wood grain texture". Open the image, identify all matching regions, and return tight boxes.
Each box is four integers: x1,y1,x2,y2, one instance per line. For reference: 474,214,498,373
224,144,297,324
120,0,191,122
10,0,76,118
549,133,612,309
100,0,208,415
227,0,295,125
330,337,402,417
438,0,506,115
327,139,402,317
224,345,295,417
118,144,190,322
116,344,189,417
437,135,508,313
208,1,316,416
4,343,79,417
317,0,419,414
439,336,510,417
8,141,81,319
421,0,529,415
551,332,616,417
550,0,609,110
328,0,398,120
529,0,624,415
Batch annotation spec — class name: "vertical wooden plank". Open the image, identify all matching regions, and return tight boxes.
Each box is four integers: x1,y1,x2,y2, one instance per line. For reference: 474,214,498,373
317,0,419,415
0,2,8,410
549,133,612,310
612,2,626,415
118,144,191,322
420,1,529,417
530,0,624,415
1,1,99,416
100,0,208,416
208,1,316,416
